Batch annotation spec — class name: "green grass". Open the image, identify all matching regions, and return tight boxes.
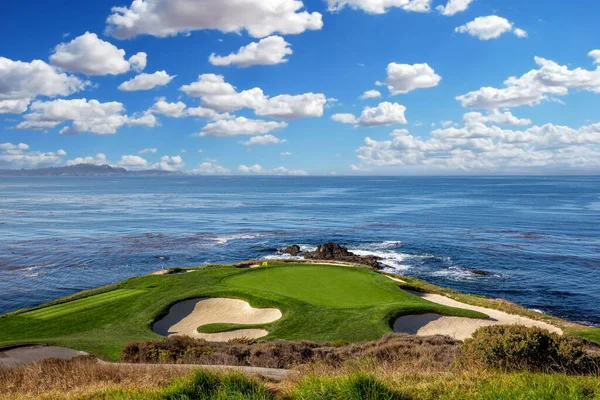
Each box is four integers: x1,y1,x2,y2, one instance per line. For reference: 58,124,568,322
0,263,486,360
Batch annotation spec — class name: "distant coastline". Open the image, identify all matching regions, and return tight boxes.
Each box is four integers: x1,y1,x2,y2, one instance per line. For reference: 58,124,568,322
0,164,181,177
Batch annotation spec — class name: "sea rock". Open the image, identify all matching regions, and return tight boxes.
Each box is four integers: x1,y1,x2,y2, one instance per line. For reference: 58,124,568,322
460,267,490,276
304,242,382,269
283,245,302,256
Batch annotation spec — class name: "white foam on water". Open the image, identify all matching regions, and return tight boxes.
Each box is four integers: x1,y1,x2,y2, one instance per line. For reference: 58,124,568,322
350,249,411,271
211,233,263,245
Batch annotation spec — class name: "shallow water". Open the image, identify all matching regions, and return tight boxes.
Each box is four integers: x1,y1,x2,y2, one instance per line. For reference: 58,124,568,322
0,176,598,326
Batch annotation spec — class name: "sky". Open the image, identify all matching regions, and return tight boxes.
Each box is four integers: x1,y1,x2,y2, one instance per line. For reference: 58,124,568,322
1,0,600,175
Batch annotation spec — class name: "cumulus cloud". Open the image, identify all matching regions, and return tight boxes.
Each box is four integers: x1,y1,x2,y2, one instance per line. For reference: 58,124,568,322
117,155,148,169
590,50,600,64
332,102,407,127
209,36,292,67
191,161,230,175
17,98,156,135
360,90,381,99
436,0,474,16
238,164,308,175
355,112,600,173
152,155,185,171
241,134,286,146
199,117,288,137
149,97,187,117
0,57,87,114
67,153,108,166
327,0,432,14
118,71,175,91
105,0,323,39
0,143,66,168
376,63,441,95
128,52,147,72
457,51,600,109
455,16,527,40
180,74,327,119
139,148,157,154
50,32,146,75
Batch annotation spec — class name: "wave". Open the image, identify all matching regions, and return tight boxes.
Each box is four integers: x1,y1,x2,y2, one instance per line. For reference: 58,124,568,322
210,233,264,245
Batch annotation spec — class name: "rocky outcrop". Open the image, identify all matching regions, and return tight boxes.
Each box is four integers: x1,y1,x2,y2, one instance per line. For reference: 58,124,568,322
283,245,301,256
284,242,382,269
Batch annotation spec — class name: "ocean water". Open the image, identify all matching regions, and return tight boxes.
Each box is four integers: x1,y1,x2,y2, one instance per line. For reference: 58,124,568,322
0,176,599,326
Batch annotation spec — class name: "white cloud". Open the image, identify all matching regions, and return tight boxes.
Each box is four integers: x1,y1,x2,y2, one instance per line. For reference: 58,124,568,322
17,98,156,135
150,97,187,117
119,71,175,91
332,102,407,127
0,143,66,169
0,57,87,114
281,151,292,156
590,50,600,64
441,120,454,128
355,113,600,173
327,0,432,14
457,51,600,109
436,0,474,16
376,63,441,95
0,99,31,115
139,148,157,154
238,164,265,174
67,153,108,166
360,90,382,99
242,134,286,146
105,0,323,39
127,111,159,127
152,155,185,171
513,28,528,38
129,52,147,72
181,74,327,119
117,155,148,169
199,117,288,137
455,16,527,40
238,164,308,175
191,161,230,175
209,36,292,67
186,106,233,121
50,32,142,75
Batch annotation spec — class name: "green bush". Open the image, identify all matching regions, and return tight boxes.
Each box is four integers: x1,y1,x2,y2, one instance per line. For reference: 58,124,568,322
290,374,408,400
460,325,597,374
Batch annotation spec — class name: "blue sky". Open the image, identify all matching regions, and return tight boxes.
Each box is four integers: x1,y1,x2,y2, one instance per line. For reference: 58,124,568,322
1,0,600,175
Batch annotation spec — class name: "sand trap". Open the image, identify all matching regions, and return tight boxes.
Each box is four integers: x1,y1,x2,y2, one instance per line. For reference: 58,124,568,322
389,279,562,340
0,345,88,367
153,298,282,342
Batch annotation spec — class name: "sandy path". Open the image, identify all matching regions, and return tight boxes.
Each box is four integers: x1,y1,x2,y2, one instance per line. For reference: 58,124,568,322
0,345,88,367
153,298,282,341
388,278,562,340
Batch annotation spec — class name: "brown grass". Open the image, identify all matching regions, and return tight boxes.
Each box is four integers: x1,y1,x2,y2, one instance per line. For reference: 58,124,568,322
0,356,190,400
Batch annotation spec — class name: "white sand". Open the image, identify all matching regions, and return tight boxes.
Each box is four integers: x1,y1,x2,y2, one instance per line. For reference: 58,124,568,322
153,298,282,342
388,277,562,340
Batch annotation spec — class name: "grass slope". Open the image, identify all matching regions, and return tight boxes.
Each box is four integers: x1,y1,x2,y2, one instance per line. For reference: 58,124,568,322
0,263,485,360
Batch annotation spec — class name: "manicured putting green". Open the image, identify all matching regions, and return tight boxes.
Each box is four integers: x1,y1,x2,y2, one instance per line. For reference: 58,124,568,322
225,265,413,308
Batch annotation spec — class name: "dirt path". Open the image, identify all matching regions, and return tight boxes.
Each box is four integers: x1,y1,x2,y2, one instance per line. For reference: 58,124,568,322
0,345,88,367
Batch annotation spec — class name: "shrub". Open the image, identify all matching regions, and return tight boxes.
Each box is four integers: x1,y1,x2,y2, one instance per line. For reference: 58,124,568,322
460,325,598,374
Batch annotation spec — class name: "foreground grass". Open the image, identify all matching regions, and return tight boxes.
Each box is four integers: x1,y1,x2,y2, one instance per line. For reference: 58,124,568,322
0,263,484,360
2,359,599,400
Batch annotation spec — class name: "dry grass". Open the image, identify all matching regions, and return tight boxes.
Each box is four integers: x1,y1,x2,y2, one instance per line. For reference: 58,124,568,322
0,356,190,400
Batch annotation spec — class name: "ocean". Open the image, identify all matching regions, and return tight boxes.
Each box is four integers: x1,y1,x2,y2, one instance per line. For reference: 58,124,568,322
0,176,598,326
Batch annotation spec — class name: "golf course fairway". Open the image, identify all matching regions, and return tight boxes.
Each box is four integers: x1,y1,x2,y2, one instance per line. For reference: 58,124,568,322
0,263,487,361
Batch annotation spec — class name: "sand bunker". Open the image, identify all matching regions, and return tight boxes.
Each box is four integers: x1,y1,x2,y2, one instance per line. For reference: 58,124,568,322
391,283,562,340
153,298,282,342
0,345,87,367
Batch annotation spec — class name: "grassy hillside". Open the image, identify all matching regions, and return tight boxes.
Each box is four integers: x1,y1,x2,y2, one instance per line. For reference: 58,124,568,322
0,263,485,360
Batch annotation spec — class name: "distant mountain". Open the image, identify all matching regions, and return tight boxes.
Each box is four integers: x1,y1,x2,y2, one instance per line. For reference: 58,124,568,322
0,164,180,177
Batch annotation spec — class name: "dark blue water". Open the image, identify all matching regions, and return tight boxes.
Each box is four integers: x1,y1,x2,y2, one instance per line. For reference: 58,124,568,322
0,176,598,326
